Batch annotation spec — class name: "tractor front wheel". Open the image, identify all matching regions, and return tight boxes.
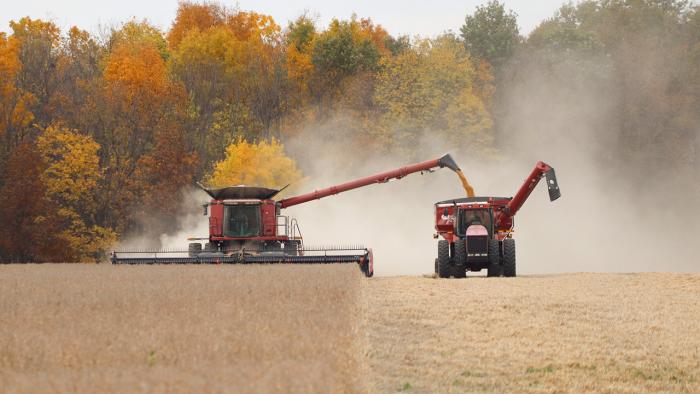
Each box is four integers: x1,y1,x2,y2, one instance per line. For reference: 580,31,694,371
502,238,516,277
487,239,502,277
453,239,467,278
437,240,451,278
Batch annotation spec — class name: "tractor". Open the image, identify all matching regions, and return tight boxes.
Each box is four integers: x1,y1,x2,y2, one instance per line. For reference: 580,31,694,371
434,161,560,278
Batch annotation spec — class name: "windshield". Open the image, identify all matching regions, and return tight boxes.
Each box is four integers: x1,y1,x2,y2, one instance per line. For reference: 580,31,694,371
223,205,261,237
458,208,493,236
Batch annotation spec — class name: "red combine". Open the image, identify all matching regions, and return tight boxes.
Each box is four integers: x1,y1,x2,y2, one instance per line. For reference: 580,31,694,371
434,161,561,278
112,154,464,277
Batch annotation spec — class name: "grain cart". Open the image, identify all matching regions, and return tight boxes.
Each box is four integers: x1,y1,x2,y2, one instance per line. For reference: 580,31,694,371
112,154,470,277
434,161,561,278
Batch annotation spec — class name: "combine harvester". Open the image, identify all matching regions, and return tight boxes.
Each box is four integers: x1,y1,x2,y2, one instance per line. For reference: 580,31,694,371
434,161,561,278
112,154,472,277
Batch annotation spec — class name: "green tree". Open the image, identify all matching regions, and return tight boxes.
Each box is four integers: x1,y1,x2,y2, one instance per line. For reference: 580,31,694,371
460,1,520,68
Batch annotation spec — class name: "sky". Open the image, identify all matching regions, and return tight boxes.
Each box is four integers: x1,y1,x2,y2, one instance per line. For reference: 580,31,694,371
1,0,569,37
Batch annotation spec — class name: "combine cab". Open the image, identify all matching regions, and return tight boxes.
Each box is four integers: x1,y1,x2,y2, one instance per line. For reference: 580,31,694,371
112,154,467,277
434,161,561,278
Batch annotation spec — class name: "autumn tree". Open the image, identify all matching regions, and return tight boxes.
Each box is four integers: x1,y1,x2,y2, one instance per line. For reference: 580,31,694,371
374,35,494,154
36,124,116,261
206,138,303,190
82,20,188,233
168,1,226,49
0,32,35,166
0,143,63,262
10,18,62,128
169,7,287,172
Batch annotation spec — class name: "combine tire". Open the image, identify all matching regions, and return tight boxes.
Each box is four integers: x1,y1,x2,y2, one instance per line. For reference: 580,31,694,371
284,241,299,256
453,239,467,278
437,240,451,278
188,243,202,257
487,239,502,277
502,238,516,277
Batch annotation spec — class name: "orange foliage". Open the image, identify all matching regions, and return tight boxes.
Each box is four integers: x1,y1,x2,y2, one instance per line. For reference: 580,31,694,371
226,11,281,43
167,2,225,49
358,18,390,56
104,43,169,103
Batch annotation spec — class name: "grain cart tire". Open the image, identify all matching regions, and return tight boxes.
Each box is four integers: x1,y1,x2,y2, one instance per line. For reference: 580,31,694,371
502,238,516,277
453,239,467,278
487,239,502,277
188,243,202,257
434,258,438,275
204,242,216,253
437,240,452,278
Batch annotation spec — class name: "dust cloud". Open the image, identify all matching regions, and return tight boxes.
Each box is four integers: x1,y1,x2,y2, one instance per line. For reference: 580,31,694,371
282,56,698,276
138,53,698,275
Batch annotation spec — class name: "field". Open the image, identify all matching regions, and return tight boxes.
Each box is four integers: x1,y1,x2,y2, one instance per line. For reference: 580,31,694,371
1,265,699,393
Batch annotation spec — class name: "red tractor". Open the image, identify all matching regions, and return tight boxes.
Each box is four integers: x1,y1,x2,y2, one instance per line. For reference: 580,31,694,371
112,154,464,277
434,161,560,278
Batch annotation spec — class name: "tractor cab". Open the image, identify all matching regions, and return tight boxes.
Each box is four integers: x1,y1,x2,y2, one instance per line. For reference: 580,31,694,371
456,207,494,238
223,203,261,237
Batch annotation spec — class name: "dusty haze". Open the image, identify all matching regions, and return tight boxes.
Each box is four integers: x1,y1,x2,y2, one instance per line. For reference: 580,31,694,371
139,47,699,276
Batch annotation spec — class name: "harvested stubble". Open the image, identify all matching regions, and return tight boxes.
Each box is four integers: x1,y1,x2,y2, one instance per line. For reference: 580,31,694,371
0,264,364,393
362,273,700,393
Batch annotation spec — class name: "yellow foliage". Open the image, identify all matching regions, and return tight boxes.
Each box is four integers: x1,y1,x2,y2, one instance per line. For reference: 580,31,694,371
37,124,102,212
374,36,494,154
37,124,116,261
206,138,303,190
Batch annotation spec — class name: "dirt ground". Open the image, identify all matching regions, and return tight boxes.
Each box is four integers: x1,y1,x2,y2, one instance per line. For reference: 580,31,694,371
1,266,698,393
363,273,700,393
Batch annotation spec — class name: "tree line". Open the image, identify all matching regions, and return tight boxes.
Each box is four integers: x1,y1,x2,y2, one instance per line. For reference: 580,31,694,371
0,0,698,262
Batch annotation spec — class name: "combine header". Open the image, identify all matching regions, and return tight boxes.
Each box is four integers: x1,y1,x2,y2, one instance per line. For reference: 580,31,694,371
434,161,561,278
112,154,467,277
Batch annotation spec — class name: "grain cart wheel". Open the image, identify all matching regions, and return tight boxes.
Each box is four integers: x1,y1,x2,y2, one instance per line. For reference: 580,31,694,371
434,258,438,275
437,240,452,278
204,242,217,253
487,239,502,277
188,243,202,257
502,238,516,277
453,239,467,278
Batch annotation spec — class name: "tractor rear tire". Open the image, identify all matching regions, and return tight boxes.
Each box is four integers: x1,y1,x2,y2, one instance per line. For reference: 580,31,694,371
188,243,202,257
502,238,516,277
453,239,467,278
437,240,452,278
487,239,502,277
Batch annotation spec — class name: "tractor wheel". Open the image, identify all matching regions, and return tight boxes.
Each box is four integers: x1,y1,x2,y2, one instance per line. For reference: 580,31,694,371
487,239,502,277
502,238,516,277
188,243,202,257
437,240,452,278
453,239,467,278
284,241,299,256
